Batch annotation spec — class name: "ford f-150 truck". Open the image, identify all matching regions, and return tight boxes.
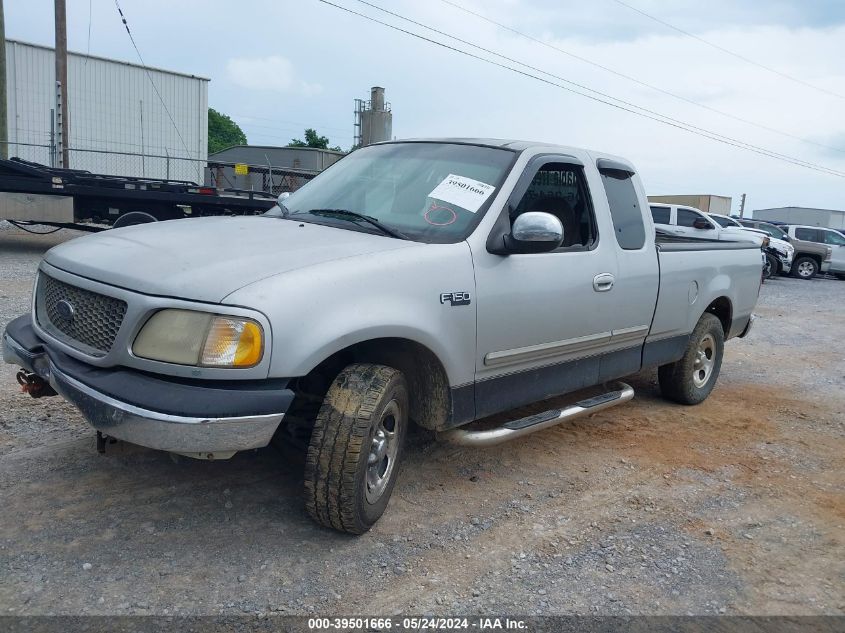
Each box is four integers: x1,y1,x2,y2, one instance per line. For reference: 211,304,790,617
3,139,762,533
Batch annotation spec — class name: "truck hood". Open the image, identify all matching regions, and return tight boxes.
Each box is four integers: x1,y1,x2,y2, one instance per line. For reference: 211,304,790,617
44,216,414,303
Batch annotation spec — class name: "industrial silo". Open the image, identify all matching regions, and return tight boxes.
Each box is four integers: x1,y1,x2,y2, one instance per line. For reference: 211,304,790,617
357,87,392,147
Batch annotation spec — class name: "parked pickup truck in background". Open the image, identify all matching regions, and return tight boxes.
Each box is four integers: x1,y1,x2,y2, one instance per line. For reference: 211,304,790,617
707,213,794,279
3,139,762,533
783,225,844,280
737,219,833,280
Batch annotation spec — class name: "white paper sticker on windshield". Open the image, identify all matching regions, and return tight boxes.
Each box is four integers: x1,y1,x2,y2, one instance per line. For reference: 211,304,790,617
428,174,496,213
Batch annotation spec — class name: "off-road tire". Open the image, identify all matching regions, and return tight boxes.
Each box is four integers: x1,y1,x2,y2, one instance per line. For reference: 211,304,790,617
304,364,408,534
658,313,724,405
791,256,818,280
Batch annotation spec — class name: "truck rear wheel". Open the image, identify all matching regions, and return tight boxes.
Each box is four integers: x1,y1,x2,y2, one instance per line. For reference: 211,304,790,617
304,363,408,534
658,313,724,405
791,256,818,280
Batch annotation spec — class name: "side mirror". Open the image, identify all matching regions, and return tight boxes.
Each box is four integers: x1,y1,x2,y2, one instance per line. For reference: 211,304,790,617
275,191,292,217
504,212,564,253
263,191,292,218
693,217,711,229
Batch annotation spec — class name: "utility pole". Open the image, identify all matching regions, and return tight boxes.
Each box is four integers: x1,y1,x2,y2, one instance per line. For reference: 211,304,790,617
0,0,7,159
739,193,747,218
55,0,69,168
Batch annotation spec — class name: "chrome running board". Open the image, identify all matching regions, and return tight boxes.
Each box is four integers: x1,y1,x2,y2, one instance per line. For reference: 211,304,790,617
437,382,634,447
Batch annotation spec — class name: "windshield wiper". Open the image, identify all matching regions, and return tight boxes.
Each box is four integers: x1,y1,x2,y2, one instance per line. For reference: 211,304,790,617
304,208,410,240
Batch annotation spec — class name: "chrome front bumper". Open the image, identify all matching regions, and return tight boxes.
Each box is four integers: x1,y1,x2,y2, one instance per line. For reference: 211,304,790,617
4,330,285,460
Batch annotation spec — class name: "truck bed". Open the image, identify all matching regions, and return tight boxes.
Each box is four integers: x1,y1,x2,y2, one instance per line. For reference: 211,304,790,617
648,236,761,365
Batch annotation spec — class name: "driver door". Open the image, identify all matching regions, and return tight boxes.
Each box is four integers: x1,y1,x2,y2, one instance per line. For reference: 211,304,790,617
471,156,618,418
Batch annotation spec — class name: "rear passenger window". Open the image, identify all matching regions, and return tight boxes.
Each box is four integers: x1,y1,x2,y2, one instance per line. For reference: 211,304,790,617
600,170,646,250
650,206,670,224
795,228,820,242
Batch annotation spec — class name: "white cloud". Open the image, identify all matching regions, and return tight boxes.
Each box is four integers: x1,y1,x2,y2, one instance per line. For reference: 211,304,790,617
225,55,322,96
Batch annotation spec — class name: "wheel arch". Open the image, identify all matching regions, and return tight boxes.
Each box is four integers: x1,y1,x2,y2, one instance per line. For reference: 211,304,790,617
703,296,732,337
289,337,453,431
794,251,822,266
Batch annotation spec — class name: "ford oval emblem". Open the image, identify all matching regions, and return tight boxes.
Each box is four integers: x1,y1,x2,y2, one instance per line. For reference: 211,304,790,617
56,299,76,323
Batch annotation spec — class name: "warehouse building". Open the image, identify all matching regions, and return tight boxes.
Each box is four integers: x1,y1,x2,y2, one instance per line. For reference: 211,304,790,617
647,194,733,215
753,206,845,230
4,39,208,182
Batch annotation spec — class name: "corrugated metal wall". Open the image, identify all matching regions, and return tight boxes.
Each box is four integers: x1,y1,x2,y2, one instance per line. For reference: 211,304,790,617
5,39,208,182
754,207,845,230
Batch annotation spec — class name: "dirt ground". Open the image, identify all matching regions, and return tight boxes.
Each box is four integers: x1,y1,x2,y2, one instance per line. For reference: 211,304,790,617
0,224,843,617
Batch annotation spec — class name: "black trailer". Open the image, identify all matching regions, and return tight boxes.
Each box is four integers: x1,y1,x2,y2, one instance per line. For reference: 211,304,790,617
0,157,306,232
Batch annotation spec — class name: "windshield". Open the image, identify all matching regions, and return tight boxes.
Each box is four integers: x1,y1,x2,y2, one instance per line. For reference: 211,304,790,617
281,142,516,243
754,222,788,239
711,215,739,228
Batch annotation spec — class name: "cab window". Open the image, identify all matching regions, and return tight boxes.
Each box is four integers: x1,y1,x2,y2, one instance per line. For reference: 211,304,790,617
600,170,646,250
511,163,598,250
795,227,822,242
650,205,670,225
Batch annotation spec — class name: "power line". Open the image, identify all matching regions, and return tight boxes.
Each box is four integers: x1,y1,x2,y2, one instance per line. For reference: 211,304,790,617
332,0,845,178
439,0,845,155
113,0,200,179
610,0,845,101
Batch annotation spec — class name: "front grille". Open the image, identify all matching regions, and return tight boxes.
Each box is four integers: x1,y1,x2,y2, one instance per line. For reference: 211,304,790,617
36,273,127,354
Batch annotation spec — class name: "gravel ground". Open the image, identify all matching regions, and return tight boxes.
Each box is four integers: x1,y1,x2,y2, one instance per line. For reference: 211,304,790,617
0,221,843,617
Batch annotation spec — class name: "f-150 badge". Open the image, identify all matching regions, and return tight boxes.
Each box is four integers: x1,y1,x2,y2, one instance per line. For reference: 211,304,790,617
440,292,471,306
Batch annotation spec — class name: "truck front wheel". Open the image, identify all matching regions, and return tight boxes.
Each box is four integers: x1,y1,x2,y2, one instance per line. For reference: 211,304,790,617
658,313,724,405
791,256,818,280
763,253,777,280
304,363,408,534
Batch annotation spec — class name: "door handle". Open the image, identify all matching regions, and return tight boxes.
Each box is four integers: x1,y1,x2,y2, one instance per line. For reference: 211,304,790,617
593,273,615,292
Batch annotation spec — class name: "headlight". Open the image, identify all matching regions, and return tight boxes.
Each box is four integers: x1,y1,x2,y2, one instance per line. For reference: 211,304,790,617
133,309,264,368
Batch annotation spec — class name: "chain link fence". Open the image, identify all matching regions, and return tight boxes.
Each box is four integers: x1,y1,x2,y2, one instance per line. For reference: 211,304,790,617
0,142,317,194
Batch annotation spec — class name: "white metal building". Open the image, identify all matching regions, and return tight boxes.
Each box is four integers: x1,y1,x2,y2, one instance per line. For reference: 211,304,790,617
752,207,845,230
5,39,209,182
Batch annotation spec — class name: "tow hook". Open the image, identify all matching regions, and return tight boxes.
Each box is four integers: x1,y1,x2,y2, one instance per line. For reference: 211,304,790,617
16,370,57,398
96,431,117,454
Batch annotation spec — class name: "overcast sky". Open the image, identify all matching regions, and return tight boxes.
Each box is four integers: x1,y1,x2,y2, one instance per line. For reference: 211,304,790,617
7,0,845,214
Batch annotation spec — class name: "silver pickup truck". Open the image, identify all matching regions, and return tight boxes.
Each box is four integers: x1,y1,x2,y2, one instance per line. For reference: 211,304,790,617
3,139,762,533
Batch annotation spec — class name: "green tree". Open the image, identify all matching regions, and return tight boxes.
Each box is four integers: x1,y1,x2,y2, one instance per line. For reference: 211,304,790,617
288,128,342,152
208,108,247,154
